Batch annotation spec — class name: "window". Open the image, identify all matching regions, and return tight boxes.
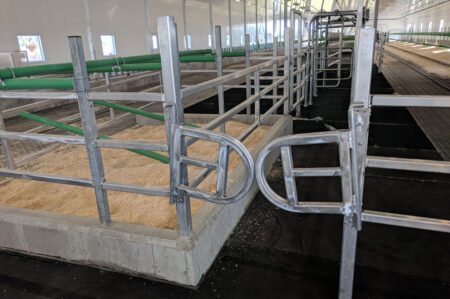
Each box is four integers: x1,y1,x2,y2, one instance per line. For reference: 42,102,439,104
413,24,416,32
100,34,116,56
428,21,432,32
241,34,245,45
226,35,231,46
208,34,212,47
420,23,423,32
439,19,445,32
406,24,412,31
17,35,45,62
152,35,158,49
187,35,192,49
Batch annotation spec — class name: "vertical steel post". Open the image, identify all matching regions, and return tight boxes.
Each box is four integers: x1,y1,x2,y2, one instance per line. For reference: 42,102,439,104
283,26,290,115
312,19,318,97
215,26,225,133
305,21,311,107
373,0,380,32
158,16,192,236
356,0,364,29
104,72,115,120
350,28,375,107
272,36,278,113
254,70,260,123
307,20,313,105
69,36,110,225
339,215,358,299
296,15,302,116
245,34,251,115
209,0,214,49
338,129,358,299
228,0,233,49
378,33,385,73
0,111,14,169
288,12,295,111
144,0,153,53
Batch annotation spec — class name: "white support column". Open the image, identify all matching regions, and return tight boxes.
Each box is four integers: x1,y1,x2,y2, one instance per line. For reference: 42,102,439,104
255,0,259,49
228,0,233,48
264,0,268,49
144,0,153,54
82,0,96,60
283,0,288,44
272,1,276,42
183,0,188,50
209,0,214,48
243,0,247,40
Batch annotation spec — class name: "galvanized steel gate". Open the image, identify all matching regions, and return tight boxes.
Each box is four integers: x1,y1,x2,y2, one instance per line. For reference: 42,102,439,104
255,27,450,299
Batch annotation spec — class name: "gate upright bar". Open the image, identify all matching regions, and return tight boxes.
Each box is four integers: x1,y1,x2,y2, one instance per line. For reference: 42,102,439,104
69,36,111,225
158,16,192,236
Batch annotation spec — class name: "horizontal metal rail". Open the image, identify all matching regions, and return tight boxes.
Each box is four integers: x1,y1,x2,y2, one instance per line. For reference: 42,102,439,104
366,156,450,174
0,91,77,100
0,168,93,187
186,75,288,148
372,95,450,107
0,131,85,145
88,91,164,102
102,181,170,197
181,57,284,98
362,210,450,233
96,139,168,152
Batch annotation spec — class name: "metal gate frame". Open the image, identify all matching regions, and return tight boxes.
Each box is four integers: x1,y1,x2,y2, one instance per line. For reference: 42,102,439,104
255,26,450,299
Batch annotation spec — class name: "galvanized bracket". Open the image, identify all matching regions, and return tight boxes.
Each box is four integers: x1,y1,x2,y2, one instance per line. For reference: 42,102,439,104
348,103,370,230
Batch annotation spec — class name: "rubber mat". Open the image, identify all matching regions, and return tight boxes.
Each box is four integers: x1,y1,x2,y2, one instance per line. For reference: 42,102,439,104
382,53,450,161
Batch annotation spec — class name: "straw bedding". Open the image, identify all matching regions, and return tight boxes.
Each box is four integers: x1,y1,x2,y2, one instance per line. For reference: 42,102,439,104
0,121,267,230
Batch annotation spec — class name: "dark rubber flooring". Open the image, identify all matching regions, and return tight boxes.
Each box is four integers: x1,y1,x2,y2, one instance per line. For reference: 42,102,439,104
1,65,449,298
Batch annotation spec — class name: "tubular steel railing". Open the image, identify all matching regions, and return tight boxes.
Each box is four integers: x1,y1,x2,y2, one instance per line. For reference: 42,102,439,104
0,14,310,237
255,26,450,299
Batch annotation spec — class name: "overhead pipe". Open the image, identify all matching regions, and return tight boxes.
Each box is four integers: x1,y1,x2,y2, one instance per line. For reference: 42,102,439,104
0,49,213,80
0,78,73,90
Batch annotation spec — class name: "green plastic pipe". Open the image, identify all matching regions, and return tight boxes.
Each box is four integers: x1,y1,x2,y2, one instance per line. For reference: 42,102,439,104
93,100,199,128
0,49,212,80
0,78,73,90
87,62,162,73
18,111,169,163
